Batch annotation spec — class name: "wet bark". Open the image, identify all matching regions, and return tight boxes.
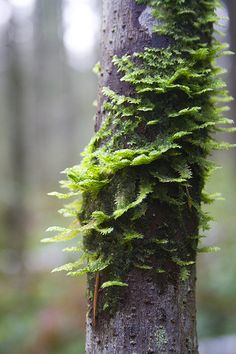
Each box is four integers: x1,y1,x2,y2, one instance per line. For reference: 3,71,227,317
86,1,198,353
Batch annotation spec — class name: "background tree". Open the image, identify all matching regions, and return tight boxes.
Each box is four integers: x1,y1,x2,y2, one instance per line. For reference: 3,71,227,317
33,0,75,185
4,13,28,281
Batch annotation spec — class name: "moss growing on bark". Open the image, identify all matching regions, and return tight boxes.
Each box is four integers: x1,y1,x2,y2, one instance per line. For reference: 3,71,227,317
44,0,234,310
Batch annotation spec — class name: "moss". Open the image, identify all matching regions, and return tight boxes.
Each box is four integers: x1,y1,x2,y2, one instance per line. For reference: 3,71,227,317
45,0,234,310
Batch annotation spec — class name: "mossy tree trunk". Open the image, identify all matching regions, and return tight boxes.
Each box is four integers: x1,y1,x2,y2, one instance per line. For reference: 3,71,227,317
45,0,230,351
86,1,199,353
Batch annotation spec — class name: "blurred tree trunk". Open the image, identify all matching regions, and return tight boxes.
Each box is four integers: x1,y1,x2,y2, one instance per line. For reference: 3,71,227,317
33,0,76,188
5,16,27,278
86,1,198,353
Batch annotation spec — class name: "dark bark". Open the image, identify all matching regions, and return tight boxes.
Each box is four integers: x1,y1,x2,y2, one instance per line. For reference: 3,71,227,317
87,267,197,353
86,1,198,353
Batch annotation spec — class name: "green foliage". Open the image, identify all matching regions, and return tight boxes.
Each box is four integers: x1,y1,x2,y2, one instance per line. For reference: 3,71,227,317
180,267,190,281
101,281,128,289
45,0,233,306
198,246,221,253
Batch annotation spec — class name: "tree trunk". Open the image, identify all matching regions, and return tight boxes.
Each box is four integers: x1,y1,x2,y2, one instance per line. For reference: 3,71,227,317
33,0,76,187
86,268,197,354
4,15,28,280
86,1,199,353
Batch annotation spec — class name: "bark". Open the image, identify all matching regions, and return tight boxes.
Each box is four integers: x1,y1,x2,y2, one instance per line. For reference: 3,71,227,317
86,1,198,353
86,267,197,353
95,0,169,132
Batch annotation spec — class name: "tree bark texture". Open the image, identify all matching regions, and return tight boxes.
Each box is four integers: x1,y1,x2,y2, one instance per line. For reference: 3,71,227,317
86,1,198,353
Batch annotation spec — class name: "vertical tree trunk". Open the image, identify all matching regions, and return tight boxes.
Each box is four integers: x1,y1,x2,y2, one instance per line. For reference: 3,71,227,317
87,269,197,354
45,0,230,351
4,16,28,279
86,1,198,353
33,0,76,186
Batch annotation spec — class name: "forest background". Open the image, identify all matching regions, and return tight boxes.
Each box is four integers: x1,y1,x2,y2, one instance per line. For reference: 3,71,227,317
0,1,236,353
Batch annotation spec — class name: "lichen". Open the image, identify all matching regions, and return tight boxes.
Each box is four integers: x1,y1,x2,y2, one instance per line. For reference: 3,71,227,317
155,325,168,351
44,0,234,310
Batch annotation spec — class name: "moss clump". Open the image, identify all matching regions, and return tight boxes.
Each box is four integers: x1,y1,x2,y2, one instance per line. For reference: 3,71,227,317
44,0,234,309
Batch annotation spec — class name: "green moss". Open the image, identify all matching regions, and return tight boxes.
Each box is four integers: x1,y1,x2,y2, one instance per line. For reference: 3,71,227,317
44,0,234,309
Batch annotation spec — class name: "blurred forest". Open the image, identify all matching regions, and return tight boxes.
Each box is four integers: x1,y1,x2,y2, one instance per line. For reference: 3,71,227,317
0,1,235,353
